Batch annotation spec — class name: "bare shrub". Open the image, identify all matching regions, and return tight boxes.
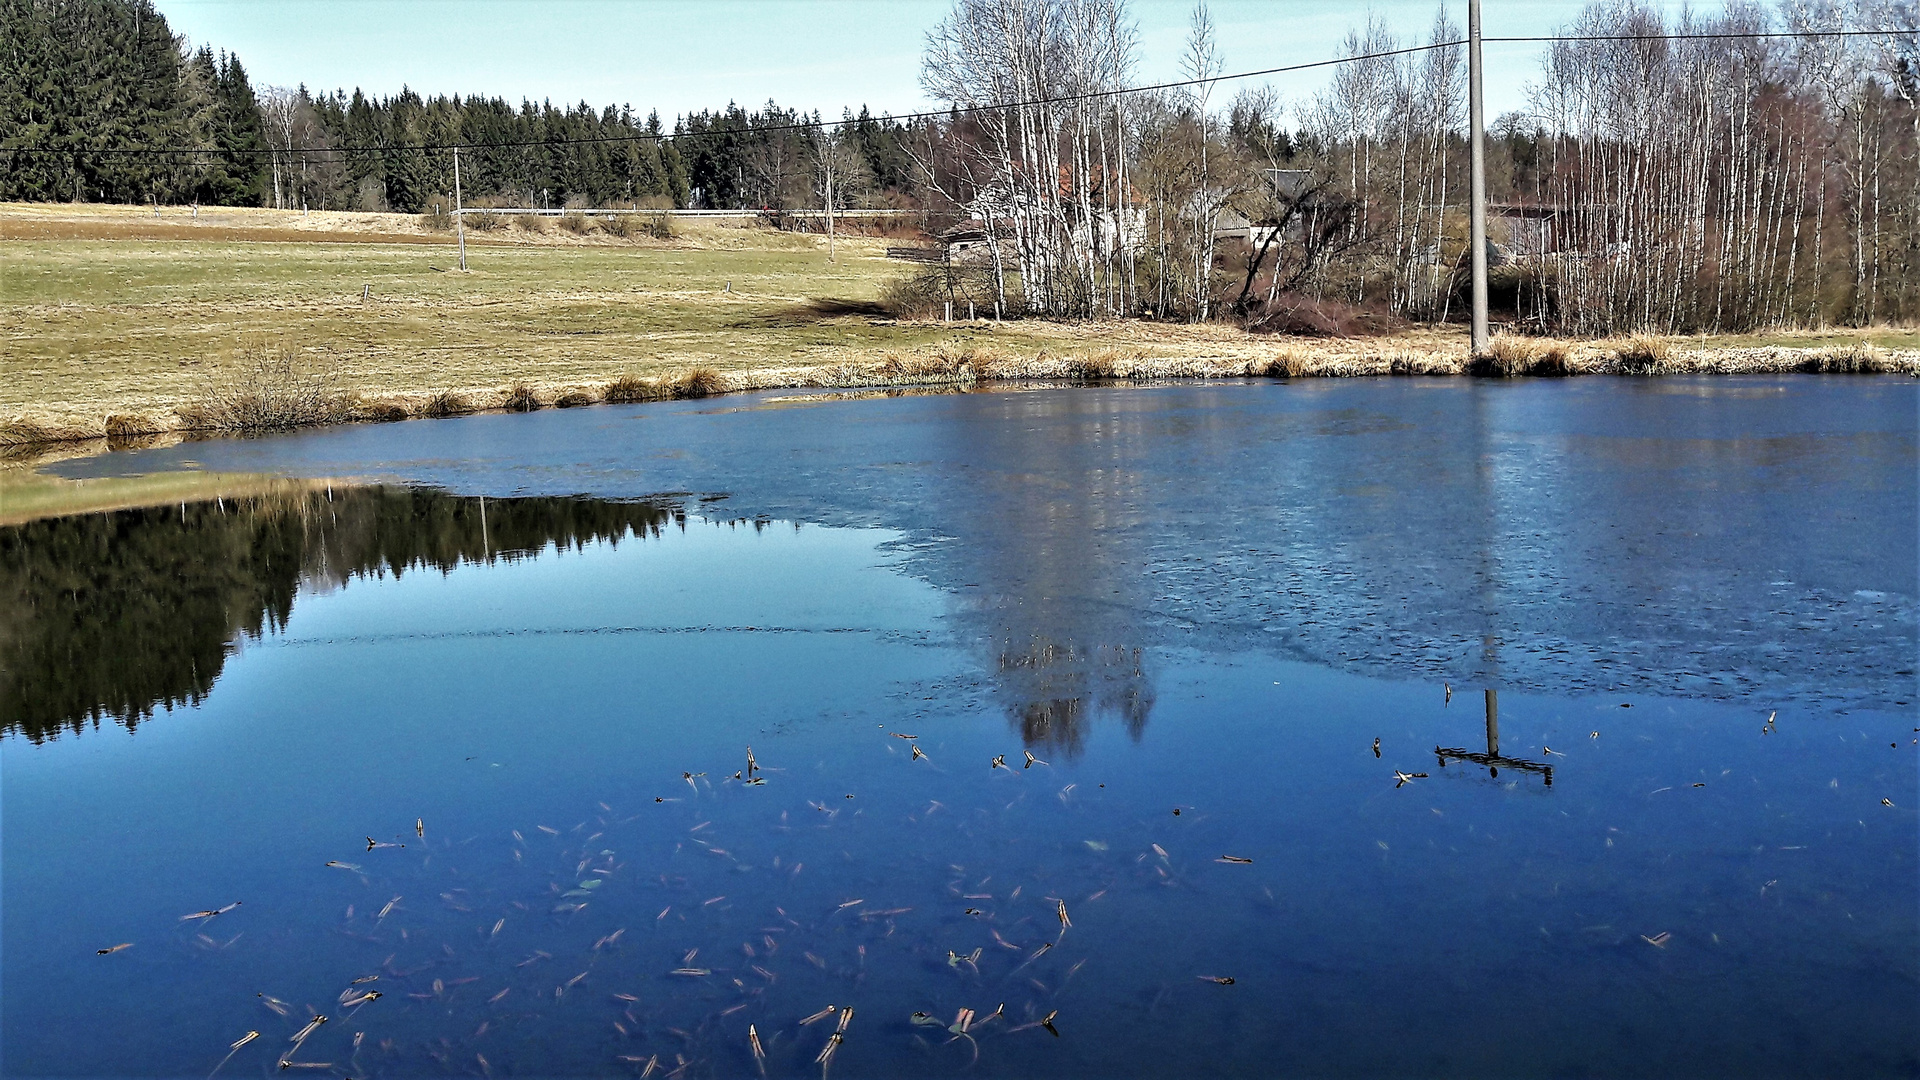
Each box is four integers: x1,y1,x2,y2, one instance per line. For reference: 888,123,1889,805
467,210,506,231
599,212,674,240
178,347,346,432
1243,294,1396,338
559,212,596,236
513,215,547,234
880,265,998,320
419,199,454,232
881,267,949,320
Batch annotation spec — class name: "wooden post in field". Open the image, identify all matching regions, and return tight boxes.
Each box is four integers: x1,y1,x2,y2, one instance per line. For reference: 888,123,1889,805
454,146,468,272
1468,0,1489,356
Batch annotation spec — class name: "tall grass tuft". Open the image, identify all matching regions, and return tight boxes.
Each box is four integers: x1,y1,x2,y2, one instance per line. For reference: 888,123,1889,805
558,212,596,236
422,390,473,417
502,383,542,411
675,368,725,398
1797,342,1895,373
177,347,346,432
0,416,94,446
605,375,672,403
1612,334,1673,374
1469,334,1577,377
103,413,161,438
1251,350,1310,378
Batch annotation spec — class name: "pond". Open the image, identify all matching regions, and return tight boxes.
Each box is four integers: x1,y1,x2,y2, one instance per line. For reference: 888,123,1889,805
3,377,1916,1078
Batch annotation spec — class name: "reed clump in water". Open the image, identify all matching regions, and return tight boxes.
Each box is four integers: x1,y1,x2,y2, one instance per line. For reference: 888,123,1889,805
176,347,348,432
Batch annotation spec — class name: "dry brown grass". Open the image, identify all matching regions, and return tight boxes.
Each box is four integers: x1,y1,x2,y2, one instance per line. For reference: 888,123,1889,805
103,413,162,438
555,388,598,408
422,390,474,418
1795,341,1898,373
0,415,100,446
1469,334,1580,377
1611,334,1675,375
1,203,1914,450
604,374,672,403
677,368,725,398
502,383,542,411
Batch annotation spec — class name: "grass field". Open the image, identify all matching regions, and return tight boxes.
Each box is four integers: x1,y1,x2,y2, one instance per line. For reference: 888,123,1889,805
3,201,1915,448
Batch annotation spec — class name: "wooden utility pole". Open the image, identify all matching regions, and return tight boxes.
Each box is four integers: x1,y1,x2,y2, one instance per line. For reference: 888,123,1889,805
825,169,836,262
453,146,468,271
1468,0,1489,355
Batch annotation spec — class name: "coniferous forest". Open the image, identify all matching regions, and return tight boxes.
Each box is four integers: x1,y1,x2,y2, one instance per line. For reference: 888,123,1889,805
0,0,916,214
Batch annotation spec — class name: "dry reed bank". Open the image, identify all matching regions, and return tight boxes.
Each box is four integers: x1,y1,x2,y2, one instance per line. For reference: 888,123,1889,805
3,203,1916,449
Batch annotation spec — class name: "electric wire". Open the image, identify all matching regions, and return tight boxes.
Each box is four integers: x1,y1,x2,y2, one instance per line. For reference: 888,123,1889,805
2,25,1913,160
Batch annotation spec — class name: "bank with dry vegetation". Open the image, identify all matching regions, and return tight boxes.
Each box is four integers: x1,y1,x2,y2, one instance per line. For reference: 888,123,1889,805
5,332,1914,454
3,204,1916,454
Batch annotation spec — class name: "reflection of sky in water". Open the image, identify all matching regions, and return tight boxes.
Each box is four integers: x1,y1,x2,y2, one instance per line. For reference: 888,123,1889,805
5,378,1916,1077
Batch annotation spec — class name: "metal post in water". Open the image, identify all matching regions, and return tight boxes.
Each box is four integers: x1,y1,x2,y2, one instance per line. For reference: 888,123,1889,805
1468,0,1489,356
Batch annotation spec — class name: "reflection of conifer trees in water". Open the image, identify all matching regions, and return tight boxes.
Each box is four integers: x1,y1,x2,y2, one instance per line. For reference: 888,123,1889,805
0,487,677,744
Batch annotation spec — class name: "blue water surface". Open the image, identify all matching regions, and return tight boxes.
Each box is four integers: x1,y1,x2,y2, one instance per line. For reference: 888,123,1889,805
3,377,1915,1078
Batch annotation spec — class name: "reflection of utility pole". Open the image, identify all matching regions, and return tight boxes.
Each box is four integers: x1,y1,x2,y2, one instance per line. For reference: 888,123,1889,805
1435,688,1552,785
1484,688,1498,756
1468,0,1489,356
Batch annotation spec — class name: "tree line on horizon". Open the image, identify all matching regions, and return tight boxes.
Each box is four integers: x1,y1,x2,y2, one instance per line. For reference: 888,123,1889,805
0,0,921,215
1,0,1915,333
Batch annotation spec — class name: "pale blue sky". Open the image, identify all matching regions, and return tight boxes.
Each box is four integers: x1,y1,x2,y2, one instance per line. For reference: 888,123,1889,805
157,1,1695,124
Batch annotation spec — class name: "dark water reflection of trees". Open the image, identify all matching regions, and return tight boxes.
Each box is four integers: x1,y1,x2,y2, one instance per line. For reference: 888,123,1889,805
0,489,677,744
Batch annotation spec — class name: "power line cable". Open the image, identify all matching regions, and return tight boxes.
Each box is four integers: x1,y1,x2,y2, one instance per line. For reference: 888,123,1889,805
3,26,1914,160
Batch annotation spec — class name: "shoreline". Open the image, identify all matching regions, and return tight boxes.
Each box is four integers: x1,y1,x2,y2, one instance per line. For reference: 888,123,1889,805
3,340,1915,460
